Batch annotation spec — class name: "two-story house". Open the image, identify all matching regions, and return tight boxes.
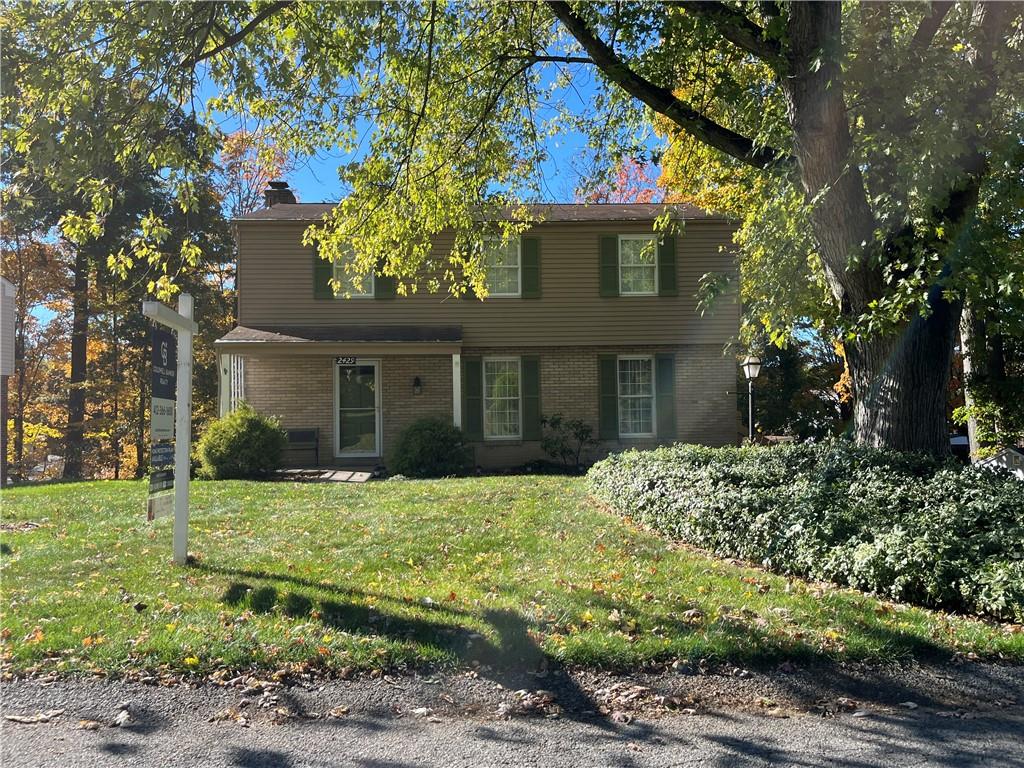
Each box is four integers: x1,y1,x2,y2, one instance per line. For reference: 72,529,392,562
215,183,739,468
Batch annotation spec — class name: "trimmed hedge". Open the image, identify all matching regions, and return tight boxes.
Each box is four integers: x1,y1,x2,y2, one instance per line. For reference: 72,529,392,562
588,442,1024,622
389,418,472,478
196,403,287,480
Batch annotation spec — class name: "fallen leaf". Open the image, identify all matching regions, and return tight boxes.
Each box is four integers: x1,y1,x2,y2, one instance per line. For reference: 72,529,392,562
78,720,103,731
898,701,919,710
5,709,64,724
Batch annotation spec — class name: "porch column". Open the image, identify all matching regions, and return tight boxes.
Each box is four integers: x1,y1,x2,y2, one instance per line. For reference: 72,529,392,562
452,353,462,428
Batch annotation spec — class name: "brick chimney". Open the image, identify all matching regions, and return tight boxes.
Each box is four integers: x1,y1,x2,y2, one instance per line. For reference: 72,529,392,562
263,180,296,207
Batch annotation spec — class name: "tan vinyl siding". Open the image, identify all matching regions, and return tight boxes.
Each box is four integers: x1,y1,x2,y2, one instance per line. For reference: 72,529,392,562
236,221,739,347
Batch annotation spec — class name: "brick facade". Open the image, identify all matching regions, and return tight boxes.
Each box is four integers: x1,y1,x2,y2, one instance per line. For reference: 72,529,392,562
238,345,736,469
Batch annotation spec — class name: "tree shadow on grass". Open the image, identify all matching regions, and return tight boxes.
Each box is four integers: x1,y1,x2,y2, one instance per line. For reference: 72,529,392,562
194,561,976,725
197,563,610,726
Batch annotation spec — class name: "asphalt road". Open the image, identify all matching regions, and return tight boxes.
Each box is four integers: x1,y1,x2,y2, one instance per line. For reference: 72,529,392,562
3,665,1023,768
4,705,1024,768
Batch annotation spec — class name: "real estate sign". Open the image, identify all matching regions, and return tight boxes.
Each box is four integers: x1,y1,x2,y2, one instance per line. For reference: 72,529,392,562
148,325,177,521
151,326,176,440
142,296,196,564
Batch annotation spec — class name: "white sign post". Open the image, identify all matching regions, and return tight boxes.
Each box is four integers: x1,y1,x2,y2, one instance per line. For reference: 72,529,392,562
143,294,197,566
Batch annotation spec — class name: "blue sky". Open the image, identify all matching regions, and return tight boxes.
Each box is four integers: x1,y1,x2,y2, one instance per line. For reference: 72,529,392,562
203,64,661,205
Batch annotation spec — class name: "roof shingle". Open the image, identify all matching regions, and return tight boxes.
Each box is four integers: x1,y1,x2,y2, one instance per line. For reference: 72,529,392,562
216,325,463,344
233,202,722,223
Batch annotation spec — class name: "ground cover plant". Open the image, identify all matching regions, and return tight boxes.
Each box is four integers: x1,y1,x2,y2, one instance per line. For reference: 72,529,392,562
2,476,1022,680
589,443,1024,622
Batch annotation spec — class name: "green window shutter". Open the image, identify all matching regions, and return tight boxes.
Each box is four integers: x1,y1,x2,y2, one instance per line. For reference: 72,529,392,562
658,236,677,296
655,353,677,440
374,274,397,298
521,356,541,440
598,354,619,440
373,257,397,298
521,237,541,298
599,235,619,297
313,248,333,299
462,357,483,441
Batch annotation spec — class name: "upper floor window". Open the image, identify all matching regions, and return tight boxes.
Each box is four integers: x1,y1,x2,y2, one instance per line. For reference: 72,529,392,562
483,238,521,297
483,357,521,439
618,356,655,437
618,235,658,295
333,249,374,298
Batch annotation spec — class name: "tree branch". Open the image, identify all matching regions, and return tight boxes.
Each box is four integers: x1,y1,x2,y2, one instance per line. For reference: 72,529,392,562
497,53,594,65
189,1,294,65
908,1,953,55
673,1,785,72
546,0,791,169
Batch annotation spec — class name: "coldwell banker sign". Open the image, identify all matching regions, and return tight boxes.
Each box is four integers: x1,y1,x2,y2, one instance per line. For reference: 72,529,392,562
148,325,177,519
151,327,176,439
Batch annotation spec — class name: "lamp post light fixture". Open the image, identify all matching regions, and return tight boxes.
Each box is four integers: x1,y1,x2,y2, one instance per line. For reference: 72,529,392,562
741,355,762,442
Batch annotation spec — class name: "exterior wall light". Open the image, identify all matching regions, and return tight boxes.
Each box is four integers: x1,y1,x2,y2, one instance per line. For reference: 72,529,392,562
413,376,423,395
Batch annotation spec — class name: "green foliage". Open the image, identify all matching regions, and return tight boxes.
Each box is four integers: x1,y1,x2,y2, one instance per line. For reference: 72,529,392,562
589,443,1024,622
6,3,1021,339
540,413,598,472
389,418,472,478
742,333,847,440
196,404,286,480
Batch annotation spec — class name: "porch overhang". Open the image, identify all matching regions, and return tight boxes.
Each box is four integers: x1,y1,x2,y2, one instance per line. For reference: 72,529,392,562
214,324,463,356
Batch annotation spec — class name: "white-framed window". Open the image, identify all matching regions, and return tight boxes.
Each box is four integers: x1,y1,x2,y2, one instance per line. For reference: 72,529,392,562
618,235,658,295
617,355,655,437
482,238,521,297
333,248,374,298
483,357,521,439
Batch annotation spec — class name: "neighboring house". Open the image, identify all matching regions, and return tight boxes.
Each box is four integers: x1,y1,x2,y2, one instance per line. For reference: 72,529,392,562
978,447,1024,481
215,183,739,468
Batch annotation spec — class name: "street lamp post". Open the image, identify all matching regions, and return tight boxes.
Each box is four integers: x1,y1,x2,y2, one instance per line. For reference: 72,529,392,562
741,355,762,442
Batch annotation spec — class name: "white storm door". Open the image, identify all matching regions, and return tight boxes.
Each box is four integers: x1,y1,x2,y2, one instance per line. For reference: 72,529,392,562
335,359,381,458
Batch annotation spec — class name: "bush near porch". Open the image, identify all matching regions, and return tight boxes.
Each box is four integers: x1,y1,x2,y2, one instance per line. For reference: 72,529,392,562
588,442,1024,622
2,475,1022,680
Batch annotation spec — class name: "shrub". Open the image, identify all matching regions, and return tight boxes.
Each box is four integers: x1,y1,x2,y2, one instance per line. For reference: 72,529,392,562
196,403,287,480
588,441,1024,621
389,418,472,478
540,413,598,472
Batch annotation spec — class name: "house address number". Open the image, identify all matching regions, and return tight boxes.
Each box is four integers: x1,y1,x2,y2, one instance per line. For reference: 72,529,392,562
335,356,357,365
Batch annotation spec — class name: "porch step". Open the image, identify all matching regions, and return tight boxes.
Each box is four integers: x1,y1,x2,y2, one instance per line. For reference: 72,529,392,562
274,468,373,483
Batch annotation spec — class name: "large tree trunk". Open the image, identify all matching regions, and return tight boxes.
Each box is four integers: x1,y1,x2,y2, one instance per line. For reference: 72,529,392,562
135,345,146,478
63,247,89,479
782,3,965,456
847,289,961,455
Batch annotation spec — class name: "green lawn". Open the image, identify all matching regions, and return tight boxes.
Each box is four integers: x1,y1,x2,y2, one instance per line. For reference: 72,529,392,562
1,476,1021,678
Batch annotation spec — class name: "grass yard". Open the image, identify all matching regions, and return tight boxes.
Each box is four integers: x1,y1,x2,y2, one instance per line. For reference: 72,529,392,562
1,476,1022,678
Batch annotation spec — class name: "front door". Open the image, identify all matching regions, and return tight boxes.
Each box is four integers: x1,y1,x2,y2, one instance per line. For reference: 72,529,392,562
335,359,381,457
